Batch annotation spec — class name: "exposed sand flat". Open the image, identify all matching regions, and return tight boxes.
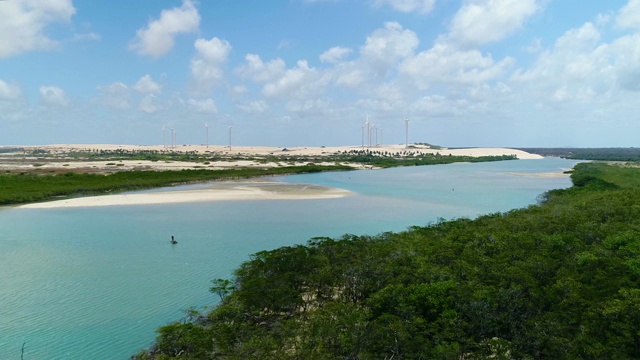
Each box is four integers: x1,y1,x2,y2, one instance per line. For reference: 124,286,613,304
18,182,354,209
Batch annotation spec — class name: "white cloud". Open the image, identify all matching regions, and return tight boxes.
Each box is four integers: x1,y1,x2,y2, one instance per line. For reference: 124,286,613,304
97,82,131,110
129,0,200,58
400,41,514,87
320,46,353,64
360,22,419,76
236,54,286,83
189,37,232,94
412,95,470,117
449,0,539,47
134,75,162,94
335,66,367,87
231,85,248,96
237,100,269,114
374,0,436,14
187,98,218,114
39,85,69,106
508,21,637,108
610,34,640,91
262,60,321,98
616,0,640,30
139,94,160,113
0,80,22,100
0,0,76,58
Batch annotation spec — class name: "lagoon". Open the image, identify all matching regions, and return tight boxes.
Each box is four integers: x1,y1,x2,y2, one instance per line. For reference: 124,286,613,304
0,158,578,359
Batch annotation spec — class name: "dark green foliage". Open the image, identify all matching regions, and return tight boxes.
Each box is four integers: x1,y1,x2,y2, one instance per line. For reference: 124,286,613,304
518,147,640,161
332,150,516,168
135,162,640,359
0,165,352,205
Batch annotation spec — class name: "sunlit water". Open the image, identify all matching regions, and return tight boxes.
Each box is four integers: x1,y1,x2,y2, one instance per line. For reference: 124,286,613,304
0,158,579,359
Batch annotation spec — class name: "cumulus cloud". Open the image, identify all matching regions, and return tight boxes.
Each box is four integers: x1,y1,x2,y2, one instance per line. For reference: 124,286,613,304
449,0,539,48
360,22,419,77
374,0,436,14
187,98,218,114
39,86,69,106
400,41,514,87
139,94,160,113
616,0,640,30
237,100,269,114
0,0,76,58
134,75,162,94
262,60,321,98
0,80,22,100
236,54,286,83
320,46,353,64
97,82,131,110
610,34,640,91
129,0,200,58
507,21,640,107
189,37,232,94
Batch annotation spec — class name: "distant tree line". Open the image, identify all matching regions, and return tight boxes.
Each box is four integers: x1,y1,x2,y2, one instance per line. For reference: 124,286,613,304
0,165,351,205
518,147,640,161
134,162,640,359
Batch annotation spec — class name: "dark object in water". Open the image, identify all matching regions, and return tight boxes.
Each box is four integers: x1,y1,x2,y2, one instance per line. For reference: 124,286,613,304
171,235,177,244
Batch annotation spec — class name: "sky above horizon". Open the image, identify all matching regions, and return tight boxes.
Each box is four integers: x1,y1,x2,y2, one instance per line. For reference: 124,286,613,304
1,0,639,148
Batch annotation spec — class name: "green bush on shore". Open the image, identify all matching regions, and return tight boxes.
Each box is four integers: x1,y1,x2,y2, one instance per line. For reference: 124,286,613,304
134,162,640,359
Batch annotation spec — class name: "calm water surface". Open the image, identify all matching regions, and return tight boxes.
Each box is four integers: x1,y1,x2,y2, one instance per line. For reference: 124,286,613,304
0,158,579,359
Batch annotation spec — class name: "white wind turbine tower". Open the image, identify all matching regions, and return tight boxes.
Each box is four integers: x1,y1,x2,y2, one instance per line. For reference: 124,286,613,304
366,114,371,148
404,114,409,149
205,122,209,148
228,126,232,151
171,128,174,149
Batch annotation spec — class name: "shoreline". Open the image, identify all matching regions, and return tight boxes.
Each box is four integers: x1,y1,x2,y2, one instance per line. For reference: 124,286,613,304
3,144,544,208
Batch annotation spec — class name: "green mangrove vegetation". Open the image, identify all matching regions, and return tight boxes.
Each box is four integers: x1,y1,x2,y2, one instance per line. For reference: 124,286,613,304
518,147,640,162
134,162,640,359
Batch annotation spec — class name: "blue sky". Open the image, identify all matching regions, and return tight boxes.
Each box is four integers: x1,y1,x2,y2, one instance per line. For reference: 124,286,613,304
1,0,639,147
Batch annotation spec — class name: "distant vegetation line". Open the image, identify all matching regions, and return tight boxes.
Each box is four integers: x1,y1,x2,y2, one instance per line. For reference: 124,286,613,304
517,147,640,161
134,162,640,359
0,165,350,206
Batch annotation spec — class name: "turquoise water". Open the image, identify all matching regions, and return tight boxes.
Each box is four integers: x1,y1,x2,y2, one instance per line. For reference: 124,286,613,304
0,158,578,359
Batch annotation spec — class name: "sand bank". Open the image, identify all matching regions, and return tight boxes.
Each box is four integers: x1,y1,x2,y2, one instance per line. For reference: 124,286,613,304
18,182,354,209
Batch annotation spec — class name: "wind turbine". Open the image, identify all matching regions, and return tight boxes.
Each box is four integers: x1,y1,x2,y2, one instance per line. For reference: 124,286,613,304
228,126,232,151
365,114,370,148
205,122,209,148
404,114,409,149
171,128,174,149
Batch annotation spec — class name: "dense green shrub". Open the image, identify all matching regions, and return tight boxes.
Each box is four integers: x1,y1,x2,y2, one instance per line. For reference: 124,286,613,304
134,162,640,359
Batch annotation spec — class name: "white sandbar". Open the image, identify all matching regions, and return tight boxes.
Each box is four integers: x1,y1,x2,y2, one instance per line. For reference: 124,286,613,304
18,183,354,209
